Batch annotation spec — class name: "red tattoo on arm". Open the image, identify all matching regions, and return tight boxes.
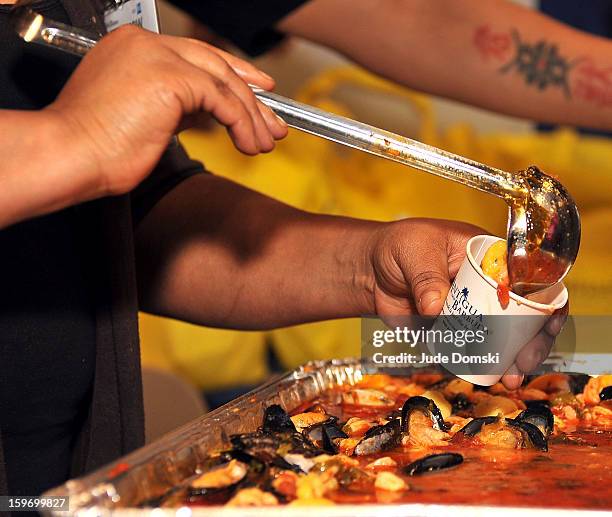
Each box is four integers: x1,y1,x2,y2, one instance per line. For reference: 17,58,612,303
573,60,612,107
474,24,512,62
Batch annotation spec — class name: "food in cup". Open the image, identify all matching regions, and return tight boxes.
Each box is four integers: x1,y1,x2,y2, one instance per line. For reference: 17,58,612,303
480,239,511,308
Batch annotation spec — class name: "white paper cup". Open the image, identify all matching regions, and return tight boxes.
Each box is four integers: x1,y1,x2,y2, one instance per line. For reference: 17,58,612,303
431,234,568,386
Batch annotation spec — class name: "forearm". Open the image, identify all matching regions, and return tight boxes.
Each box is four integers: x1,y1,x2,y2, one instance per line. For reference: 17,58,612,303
280,0,612,129
135,173,379,329
0,110,100,228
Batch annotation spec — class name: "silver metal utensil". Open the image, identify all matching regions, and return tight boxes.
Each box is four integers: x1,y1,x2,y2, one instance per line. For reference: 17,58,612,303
12,6,580,296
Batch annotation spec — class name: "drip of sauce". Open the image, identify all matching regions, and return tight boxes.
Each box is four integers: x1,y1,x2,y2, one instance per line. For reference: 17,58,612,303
496,284,510,308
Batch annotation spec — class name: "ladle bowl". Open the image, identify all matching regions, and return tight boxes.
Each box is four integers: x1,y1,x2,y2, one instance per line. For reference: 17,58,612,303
507,166,580,296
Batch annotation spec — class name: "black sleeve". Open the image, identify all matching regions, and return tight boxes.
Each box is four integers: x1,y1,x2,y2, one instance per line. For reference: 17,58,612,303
130,138,207,225
166,0,310,56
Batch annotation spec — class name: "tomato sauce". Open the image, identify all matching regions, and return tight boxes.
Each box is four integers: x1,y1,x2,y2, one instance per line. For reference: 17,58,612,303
325,433,612,508
303,382,612,509
508,246,569,295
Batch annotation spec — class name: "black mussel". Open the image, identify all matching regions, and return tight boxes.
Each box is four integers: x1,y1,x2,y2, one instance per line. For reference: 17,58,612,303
451,393,472,413
401,396,449,434
228,442,303,475
277,431,320,457
457,416,499,437
569,374,591,395
189,452,260,500
524,399,551,409
386,409,401,421
262,404,296,433
321,423,348,454
511,405,554,437
303,423,325,445
506,420,548,452
403,453,463,476
230,431,279,453
302,414,338,442
230,430,316,466
600,386,612,402
268,454,303,473
187,484,237,505
354,419,401,456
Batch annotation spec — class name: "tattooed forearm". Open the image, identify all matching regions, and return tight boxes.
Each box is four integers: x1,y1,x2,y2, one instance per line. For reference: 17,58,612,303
500,31,576,98
475,23,612,109
474,25,577,98
473,25,512,62
573,60,612,107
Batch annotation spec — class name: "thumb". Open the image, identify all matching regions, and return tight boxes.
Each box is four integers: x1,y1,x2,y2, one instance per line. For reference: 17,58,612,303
403,247,452,316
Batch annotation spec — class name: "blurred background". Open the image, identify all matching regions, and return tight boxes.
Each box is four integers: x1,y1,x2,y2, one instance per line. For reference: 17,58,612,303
139,0,612,441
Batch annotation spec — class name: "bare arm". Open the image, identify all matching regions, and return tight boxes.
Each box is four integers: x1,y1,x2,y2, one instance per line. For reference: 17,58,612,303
135,172,482,329
135,173,379,329
279,0,612,129
0,110,96,229
0,27,284,230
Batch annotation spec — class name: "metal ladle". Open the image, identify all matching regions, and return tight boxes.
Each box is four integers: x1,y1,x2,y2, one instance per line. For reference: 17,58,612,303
12,7,580,296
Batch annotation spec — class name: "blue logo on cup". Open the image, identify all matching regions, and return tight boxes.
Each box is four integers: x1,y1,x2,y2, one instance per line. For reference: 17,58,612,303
448,283,483,323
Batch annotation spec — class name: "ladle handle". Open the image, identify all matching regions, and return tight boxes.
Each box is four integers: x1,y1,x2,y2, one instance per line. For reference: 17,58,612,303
253,88,520,197
13,8,522,199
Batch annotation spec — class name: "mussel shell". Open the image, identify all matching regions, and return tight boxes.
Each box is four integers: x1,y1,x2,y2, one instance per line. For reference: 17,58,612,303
189,452,262,500
451,393,472,413
600,386,612,402
354,419,401,456
262,404,296,433
187,484,237,504
302,415,338,443
229,430,318,466
386,409,401,421
523,399,551,409
457,416,499,437
403,452,463,476
303,423,324,444
230,446,302,476
401,396,449,434
569,374,591,395
230,432,279,453
506,420,548,452
511,405,554,437
321,423,348,454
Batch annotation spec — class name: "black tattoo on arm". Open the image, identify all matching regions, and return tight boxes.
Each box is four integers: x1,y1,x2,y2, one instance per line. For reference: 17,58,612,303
499,30,578,98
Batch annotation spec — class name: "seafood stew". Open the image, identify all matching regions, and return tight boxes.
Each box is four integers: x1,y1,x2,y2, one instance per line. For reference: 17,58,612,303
157,373,612,509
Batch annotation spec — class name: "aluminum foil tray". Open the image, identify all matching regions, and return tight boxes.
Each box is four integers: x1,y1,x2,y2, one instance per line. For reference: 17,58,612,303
44,359,603,517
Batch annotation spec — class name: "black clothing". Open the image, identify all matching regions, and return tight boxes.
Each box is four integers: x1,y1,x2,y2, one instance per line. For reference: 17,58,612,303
0,0,201,498
167,0,310,56
0,0,97,497
0,0,304,500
